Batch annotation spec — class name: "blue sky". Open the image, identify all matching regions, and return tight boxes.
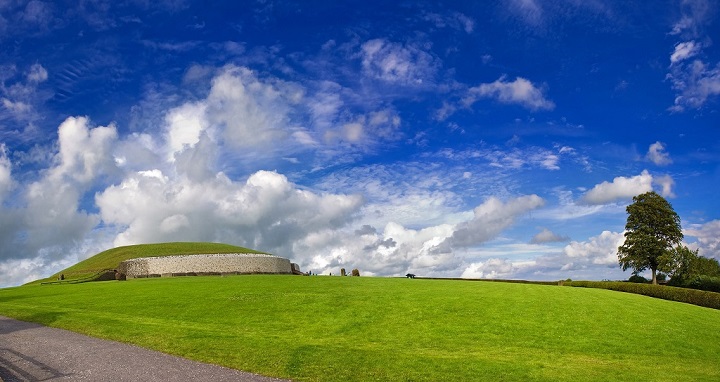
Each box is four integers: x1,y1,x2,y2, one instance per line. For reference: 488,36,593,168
1,0,719,287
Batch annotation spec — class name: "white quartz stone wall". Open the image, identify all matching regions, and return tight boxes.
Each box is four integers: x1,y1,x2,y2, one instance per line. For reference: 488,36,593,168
118,253,292,278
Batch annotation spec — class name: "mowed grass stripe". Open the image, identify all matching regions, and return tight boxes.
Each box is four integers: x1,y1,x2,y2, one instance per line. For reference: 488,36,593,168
1,275,719,381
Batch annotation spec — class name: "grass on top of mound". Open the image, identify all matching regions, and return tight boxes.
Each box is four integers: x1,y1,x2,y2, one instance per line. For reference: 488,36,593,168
30,242,265,284
1,275,719,381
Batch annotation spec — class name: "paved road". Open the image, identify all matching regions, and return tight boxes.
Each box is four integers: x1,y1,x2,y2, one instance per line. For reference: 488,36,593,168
0,316,290,382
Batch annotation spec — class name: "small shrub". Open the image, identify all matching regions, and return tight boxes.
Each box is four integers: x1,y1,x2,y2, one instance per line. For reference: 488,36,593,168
685,275,720,293
628,274,648,283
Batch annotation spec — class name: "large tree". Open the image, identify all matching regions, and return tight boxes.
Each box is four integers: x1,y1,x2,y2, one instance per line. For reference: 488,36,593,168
618,191,683,284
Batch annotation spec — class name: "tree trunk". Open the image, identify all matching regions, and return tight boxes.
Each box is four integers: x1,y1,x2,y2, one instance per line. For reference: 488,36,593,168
651,267,658,285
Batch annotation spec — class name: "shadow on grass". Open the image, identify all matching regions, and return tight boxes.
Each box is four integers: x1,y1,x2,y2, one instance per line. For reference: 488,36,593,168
0,312,66,335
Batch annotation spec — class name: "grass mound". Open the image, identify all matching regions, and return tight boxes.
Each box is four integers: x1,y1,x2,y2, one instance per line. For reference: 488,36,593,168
1,276,719,381
31,242,264,284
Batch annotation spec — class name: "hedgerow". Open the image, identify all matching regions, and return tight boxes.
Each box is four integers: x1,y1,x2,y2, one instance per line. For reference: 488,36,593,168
683,276,720,293
566,281,720,310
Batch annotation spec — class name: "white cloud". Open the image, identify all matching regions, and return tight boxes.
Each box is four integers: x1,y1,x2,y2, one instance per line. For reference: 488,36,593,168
449,195,545,247
506,0,543,26
646,141,672,166
0,63,50,122
27,63,48,83
164,101,209,161
2,98,31,113
360,39,438,86
96,170,364,254
290,220,458,276
461,258,518,279
685,220,720,259
562,230,624,266
161,66,404,167
423,11,474,33
670,41,701,64
670,0,712,37
314,163,470,229
51,116,119,184
0,118,115,283
581,170,677,205
530,228,569,244
667,1,720,111
535,188,614,220
668,59,720,111
464,76,555,111
208,65,298,149
653,174,676,199
0,144,12,202
289,194,545,277
483,230,629,281
581,170,654,205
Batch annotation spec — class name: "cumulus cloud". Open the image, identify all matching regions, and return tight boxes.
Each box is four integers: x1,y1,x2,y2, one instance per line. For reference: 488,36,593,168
448,195,545,247
653,174,676,199
360,39,438,86
289,194,545,277
162,66,404,166
461,258,518,279
580,170,676,205
207,66,300,150
530,228,569,244
96,170,364,255
50,116,119,184
0,117,116,288
464,76,555,111
685,220,720,259
485,230,629,281
290,220,458,276
562,230,624,266
646,141,672,166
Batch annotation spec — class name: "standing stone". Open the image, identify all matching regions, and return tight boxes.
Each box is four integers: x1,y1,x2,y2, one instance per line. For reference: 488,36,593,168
340,268,346,276
351,268,360,277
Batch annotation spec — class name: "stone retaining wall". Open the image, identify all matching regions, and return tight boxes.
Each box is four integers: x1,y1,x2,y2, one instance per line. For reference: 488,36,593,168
118,253,293,278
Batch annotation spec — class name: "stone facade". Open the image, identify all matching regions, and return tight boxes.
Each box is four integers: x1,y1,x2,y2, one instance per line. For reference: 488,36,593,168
117,253,293,279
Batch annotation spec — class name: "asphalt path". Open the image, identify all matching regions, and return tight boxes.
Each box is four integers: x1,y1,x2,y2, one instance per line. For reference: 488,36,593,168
0,316,290,382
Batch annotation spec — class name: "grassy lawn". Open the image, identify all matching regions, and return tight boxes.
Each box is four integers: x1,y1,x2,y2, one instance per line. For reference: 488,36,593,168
1,275,719,381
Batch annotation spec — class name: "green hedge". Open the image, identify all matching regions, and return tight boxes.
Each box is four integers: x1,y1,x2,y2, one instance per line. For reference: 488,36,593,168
684,276,720,293
566,281,720,310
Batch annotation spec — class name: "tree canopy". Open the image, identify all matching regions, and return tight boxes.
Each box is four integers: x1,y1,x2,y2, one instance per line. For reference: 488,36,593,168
618,191,683,284
661,244,720,286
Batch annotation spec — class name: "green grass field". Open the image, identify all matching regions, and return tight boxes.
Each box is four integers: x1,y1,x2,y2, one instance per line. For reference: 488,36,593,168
30,242,264,284
1,275,719,381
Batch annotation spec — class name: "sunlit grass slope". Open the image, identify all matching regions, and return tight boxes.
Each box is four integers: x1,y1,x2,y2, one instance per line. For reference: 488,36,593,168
1,276,719,381
31,242,264,284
